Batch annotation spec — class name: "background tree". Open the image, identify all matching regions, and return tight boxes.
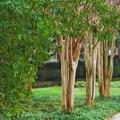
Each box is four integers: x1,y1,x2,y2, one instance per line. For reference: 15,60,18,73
97,0,120,97
83,0,120,106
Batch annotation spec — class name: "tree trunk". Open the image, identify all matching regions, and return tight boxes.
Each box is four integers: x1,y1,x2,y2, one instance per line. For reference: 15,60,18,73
97,32,116,97
26,82,32,98
97,42,104,96
60,37,83,112
85,32,98,106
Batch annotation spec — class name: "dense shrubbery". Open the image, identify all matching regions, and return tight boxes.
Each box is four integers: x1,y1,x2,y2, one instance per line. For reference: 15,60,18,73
37,59,120,82
0,0,52,117
74,81,120,88
113,58,120,78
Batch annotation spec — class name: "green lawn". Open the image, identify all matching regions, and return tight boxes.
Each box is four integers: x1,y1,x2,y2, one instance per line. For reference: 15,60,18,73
20,81,120,120
32,81,120,97
32,86,86,97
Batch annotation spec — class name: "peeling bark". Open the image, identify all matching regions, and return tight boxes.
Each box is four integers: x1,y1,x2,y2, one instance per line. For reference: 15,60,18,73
97,32,116,97
60,37,83,112
97,42,104,96
85,31,98,106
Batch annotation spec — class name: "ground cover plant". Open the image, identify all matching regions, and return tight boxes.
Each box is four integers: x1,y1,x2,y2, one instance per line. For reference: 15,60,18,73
8,81,120,120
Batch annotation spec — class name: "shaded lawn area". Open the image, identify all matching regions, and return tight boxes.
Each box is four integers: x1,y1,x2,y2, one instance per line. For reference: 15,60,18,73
20,81,120,120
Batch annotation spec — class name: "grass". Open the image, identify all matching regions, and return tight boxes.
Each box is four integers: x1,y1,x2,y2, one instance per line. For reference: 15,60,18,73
32,86,86,97
32,81,120,97
19,81,120,120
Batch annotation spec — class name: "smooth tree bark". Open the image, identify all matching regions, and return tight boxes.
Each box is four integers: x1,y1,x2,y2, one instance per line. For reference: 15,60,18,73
60,37,83,112
97,32,116,97
97,42,104,96
84,31,98,106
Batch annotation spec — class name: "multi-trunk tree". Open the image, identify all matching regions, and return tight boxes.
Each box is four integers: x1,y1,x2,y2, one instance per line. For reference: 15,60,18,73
53,3,86,113
83,0,120,105
60,37,83,112
97,1,120,97
40,1,89,112
97,31,117,97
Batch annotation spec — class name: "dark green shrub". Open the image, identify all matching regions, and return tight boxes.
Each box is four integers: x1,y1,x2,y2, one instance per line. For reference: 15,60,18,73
113,59,120,78
0,0,52,117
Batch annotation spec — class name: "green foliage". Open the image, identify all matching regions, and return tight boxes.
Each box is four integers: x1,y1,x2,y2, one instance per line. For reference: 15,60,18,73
75,81,86,87
0,0,53,117
39,0,120,41
110,81,120,88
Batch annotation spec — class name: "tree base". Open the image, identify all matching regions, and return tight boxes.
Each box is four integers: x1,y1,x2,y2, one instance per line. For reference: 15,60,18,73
85,99,93,107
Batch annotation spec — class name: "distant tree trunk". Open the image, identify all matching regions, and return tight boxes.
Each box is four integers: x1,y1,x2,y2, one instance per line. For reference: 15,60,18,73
26,82,32,98
97,32,116,97
97,42,104,96
103,39,115,97
60,37,83,112
85,31,98,106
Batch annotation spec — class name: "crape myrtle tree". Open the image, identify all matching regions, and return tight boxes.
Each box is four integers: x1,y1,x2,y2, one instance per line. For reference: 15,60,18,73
97,0,120,97
97,31,117,97
0,0,53,117
40,0,120,111
39,1,90,112
83,0,120,106
83,5,102,106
